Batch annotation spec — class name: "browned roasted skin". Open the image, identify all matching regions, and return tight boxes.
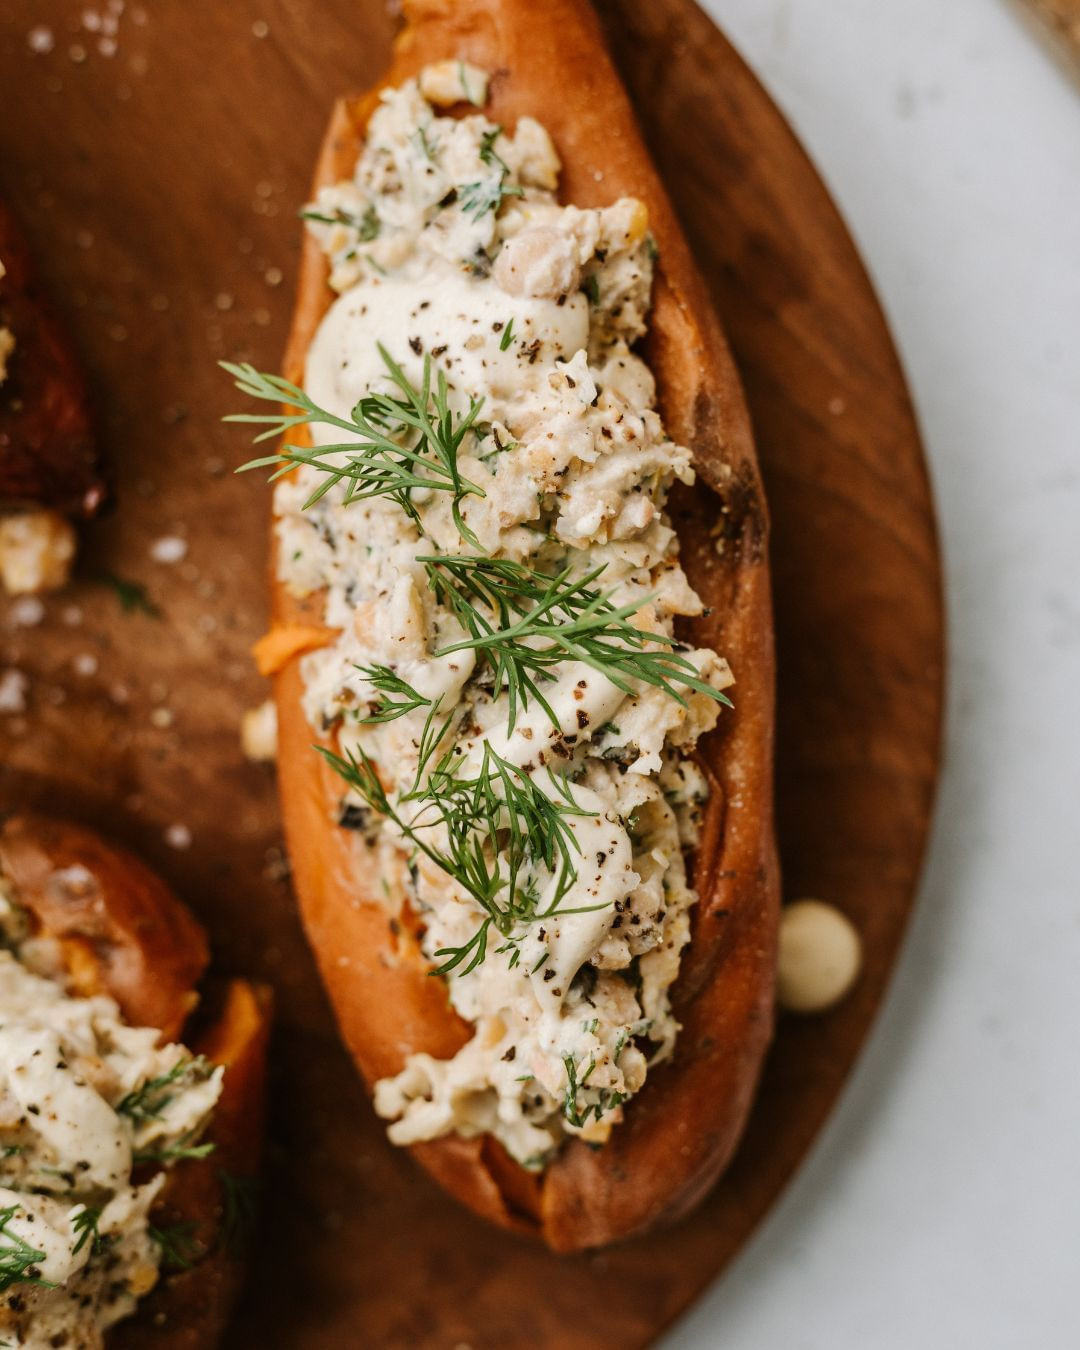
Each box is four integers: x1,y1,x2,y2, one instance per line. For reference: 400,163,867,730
0,201,103,516
0,812,208,1041
0,814,270,1346
274,0,779,1251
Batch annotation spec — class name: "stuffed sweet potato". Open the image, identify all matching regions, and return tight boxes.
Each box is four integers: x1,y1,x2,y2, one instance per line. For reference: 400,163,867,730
236,0,777,1252
0,813,269,1346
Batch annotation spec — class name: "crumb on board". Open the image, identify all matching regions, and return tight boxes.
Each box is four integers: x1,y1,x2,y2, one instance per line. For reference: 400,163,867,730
8,596,45,627
164,823,192,850
242,699,278,763
0,512,77,595
149,534,188,564
262,846,290,884
0,669,29,714
29,4,137,65
27,26,55,55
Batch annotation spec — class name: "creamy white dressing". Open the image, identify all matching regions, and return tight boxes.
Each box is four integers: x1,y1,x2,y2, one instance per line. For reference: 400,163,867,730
281,66,731,1165
0,885,221,1348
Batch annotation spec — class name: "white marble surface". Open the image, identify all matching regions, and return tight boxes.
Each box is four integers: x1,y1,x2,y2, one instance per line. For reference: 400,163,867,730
665,1,1080,1346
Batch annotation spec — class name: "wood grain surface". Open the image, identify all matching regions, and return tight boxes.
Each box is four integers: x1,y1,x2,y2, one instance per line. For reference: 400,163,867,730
0,2,943,1346
1011,0,1080,82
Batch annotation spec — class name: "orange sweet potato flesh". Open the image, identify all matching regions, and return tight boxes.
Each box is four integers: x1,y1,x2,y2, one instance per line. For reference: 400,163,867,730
252,621,338,677
0,814,270,1347
273,0,779,1251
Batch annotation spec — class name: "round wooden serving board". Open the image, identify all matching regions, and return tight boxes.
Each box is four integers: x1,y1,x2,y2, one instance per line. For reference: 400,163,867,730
0,2,943,1345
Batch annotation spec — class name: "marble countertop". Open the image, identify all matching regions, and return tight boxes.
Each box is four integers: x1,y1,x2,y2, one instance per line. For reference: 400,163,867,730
666,1,1080,1346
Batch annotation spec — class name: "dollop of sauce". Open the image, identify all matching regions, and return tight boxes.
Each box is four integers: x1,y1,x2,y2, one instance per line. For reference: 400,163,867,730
281,64,732,1165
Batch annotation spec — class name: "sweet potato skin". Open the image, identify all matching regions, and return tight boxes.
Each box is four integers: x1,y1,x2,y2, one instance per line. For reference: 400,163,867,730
0,814,270,1347
274,0,779,1250
0,812,208,1042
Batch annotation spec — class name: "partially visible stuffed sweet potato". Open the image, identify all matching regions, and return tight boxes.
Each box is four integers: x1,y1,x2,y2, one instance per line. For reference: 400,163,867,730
111,978,272,1350
0,813,270,1348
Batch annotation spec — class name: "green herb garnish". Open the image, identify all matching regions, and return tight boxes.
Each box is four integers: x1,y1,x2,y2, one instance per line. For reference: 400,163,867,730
562,1053,626,1129
458,176,524,222
422,554,731,732
98,572,161,618
71,1205,107,1258
135,1133,216,1166
149,1222,201,1272
457,126,524,221
357,665,431,724
0,1206,54,1293
412,124,437,162
117,1056,212,1124
224,346,486,545
319,726,599,976
299,203,380,241
219,1170,260,1256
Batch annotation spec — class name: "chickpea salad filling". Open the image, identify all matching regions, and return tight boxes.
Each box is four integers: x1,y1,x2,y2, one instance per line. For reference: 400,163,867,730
0,874,221,1349
227,63,734,1167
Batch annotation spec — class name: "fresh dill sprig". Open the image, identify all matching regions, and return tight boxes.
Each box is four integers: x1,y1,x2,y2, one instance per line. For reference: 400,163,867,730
0,1206,53,1293
457,126,524,221
318,731,599,977
149,1221,201,1272
412,124,437,162
562,1053,627,1129
71,1206,107,1258
219,1170,260,1256
458,176,523,222
117,1056,212,1124
299,203,380,241
356,665,431,724
223,345,486,544
422,554,731,732
135,1133,216,1166
413,743,593,974
98,572,161,618
478,127,510,173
